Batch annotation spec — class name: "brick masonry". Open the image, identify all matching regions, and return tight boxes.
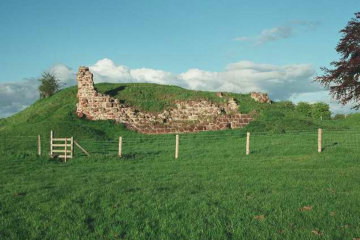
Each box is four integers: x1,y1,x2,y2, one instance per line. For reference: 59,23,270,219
76,66,254,134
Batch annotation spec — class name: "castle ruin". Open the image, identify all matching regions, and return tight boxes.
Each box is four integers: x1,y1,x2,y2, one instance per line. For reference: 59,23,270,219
76,66,255,134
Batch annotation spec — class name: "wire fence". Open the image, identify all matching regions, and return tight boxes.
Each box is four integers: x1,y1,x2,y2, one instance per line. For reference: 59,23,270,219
0,129,359,161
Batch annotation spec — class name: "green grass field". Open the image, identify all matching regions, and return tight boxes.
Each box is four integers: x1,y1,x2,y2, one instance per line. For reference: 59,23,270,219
1,130,360,239
1,83,360,239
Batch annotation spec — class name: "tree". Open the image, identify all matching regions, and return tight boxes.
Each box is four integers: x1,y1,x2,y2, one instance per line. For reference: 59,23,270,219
295,102,312,117
311,102,331,120
333,114,345,120
315,12,360,109
38,72,61,98
277,101,295,111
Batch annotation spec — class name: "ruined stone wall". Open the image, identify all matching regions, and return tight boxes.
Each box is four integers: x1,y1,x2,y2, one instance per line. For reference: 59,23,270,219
251,92,271,103
76,66,253,134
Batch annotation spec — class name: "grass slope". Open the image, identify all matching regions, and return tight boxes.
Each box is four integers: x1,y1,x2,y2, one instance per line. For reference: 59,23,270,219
1,82,359,140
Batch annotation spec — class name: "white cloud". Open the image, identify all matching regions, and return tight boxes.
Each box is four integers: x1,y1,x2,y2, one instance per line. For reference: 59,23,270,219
130,68,175,84
179,68,220,90
178,60,318,100
235,21,319,45
90,58,132,82
257,26,293,45
48,64,76,87
0,58,358,118
0,64,75,118
0,79,39,118
88,59,318,99
89,58,177,85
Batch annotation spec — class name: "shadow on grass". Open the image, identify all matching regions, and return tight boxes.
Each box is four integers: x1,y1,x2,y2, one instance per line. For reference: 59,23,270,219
104,86,126,97
122,151,163,160
323,142,339,151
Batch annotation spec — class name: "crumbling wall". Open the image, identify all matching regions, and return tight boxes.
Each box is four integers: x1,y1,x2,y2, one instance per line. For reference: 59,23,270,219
76,66,254,134
251,92,271,103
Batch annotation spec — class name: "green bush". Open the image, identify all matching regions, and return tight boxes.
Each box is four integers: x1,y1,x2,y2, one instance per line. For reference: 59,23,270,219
333,114,346,120
311,102,331,120
295,102,312,117
276,101,295,111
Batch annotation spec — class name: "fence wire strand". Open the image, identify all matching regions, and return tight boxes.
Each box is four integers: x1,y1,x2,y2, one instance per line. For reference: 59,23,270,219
0,129,359,161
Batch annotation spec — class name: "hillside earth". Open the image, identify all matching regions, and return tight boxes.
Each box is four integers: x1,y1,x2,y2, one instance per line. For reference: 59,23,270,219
0,82,360,140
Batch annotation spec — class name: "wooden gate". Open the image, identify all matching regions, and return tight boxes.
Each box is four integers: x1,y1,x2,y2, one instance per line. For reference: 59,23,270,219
50,131,73,162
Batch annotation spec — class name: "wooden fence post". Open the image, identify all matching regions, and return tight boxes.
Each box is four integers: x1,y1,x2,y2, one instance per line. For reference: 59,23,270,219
118,136,122,157
37,135,41,156
175,134,179,159
70,137,74,158
4,132,7,159
246,132,250,155
318,128,322,153
50,130,53,158
64,137,67,162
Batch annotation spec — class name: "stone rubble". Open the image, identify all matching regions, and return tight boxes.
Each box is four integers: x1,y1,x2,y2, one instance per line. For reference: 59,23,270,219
250,92,271,103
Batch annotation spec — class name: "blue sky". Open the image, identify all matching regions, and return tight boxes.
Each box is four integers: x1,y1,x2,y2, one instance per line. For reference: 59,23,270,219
0,0,359,117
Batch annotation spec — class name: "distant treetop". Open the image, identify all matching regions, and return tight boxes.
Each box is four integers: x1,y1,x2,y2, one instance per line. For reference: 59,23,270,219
38,72,61,99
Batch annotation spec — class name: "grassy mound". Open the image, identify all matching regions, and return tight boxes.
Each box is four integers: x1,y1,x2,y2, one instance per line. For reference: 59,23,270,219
0,82,359,140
